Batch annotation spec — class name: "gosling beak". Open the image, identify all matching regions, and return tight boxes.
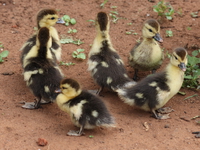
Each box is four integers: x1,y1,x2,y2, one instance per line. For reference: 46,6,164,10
56,18,65,24
153,33,163,43
178,62,186,72
55,89,62,93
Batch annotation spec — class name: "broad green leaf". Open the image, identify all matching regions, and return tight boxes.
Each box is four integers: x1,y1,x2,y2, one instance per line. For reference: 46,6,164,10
77,49,84,53
62,15,70,22
0,55,3,62
60,38,73,44
77,53,86,59
73,51,78,55
184,75,193,79
72,29,77,33
70,18,76,25
0,50,9,57
87,19,95,22
166,16,172,20
65,22,69,26
192,50,199,57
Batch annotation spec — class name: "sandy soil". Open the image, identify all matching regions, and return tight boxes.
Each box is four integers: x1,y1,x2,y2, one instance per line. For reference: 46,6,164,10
0,0,200,149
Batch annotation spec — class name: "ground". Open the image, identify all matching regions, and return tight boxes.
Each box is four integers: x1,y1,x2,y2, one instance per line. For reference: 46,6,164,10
0,0,200,149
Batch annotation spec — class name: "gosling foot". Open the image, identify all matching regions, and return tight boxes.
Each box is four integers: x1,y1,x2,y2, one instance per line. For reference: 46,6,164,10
67,130,85,136
20,101,36,109
152,109,171,120
192,132,200,138
157,107,174,114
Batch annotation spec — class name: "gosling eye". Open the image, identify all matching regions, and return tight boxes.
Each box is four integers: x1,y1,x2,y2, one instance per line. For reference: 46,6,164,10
50,17,55,20
174,56,178,60
62,87,67,89
149,29,153,32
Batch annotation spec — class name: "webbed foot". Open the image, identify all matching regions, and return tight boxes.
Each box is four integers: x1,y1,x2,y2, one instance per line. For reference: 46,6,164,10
157,107,174,114
67,130,85,136
156,113,170,120
192,132,200,138
152,109,171,120
20,101,36,109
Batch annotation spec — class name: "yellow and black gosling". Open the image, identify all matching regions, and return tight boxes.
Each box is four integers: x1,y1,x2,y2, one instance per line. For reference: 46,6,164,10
20,8,64,65
88,12,135,95
117,47,187,119
129,19,163,81
21,27,63,109
55,78,115,136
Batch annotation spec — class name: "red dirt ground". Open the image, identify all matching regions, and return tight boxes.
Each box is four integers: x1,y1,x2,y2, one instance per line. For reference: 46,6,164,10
0,0,200,149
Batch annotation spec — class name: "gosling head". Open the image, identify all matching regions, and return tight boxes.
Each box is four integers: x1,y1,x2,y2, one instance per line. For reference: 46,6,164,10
55,78,82,98
37,9,64,28
96,12,109,32
171,47,188,72
142,19,163,43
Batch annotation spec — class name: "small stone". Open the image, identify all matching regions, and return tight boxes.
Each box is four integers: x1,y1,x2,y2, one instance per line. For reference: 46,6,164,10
164,124,170,128
36,138,48,146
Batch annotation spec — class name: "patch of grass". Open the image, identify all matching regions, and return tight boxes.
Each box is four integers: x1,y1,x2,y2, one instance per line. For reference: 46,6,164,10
0,42,4,49
182,49,200,89
100,0,108,8
87,19,95,26
60,61,75,66
72,49,86,60
153,0,174,20
176,8,183,16
60,36,84,45
0,50,9,63
191,12,198,18
67,28,77,34
166,30,173,37
62,15,76,26
89,135,94,138
125,30,138,35
109,11,119,23
187,27,192,30
184,94,198,100
0,42,9,63
127,22,133,26
111,6,117,9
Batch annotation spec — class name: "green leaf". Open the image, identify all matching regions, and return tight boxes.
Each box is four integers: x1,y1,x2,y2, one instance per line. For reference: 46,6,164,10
166,16,172,20
70,18,76,25
77,53,86,59
0,50,9,57
73,51,78,55
192,50,199,57
89,135,94,138
110,11,118,15
60,38,73,44
187,55,198,66
193,69,200,76
72,29,77,33
62,15,70,22
184,75,193,79
77,49,84,53
0,55,3,62
65,22,69,26
87,19,95,22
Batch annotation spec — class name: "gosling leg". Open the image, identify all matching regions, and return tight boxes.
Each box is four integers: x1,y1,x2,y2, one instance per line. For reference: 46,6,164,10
67,125,85,136
133,69,139,81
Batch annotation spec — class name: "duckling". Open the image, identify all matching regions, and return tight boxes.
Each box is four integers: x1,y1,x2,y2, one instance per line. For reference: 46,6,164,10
117,47,187,119
21,27,63,109
20,8,64,64
88,12,135,95
129,19,163,81
55,78,115,136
